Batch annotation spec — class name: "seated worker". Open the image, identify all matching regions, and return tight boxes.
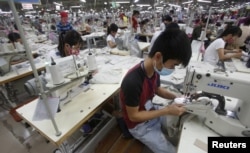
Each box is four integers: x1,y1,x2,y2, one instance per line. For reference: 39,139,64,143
235,17,250,51
204,26,242,66
57,11,73,34
106,23,118,49
160,15,172,31
48,25,58,44
49,30,83,59
120,29,192,153
191,18,212,48
8,32,21,44
137,19,150,42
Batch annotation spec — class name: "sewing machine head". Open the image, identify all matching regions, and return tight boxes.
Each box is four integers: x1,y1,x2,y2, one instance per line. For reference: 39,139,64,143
183,63,250,136
0,52,26,76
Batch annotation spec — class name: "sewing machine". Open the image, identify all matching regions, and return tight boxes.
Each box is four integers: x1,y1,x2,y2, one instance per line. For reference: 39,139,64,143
182,64,250,136
0,51,27,76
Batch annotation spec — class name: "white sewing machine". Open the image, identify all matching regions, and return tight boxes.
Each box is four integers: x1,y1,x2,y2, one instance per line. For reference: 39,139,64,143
182,64,250,136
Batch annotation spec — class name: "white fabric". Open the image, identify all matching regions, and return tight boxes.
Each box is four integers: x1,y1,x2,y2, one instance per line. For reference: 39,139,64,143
48,48,61,60
106,34,116,48
160,22,166,31
203,38,225,66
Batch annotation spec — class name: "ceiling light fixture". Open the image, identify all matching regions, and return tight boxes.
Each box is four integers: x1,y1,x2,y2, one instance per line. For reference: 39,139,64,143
198,0,211,3
116,1,130,4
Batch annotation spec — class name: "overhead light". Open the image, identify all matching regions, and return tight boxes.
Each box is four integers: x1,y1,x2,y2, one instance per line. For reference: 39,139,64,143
53,2,62,6
137,4,150,7
182,1,193,4
218,0,225,2
198,0,211,3
80,0,86,2
116,1,130,3
71,6,81,8
134,0,139,3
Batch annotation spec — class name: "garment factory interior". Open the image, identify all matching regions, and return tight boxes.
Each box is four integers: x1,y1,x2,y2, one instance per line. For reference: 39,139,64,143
0,0,250,153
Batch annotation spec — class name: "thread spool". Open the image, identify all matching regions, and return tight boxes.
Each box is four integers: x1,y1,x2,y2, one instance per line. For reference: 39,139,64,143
87,53,97,71
49,57,64,85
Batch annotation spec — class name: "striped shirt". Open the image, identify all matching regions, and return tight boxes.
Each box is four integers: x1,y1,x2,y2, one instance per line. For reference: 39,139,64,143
56,22,73,34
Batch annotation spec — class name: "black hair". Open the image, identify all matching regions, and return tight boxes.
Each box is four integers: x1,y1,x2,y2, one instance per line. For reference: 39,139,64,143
8,32,20,43
170,10,174,14
50,25,56,31
57,30,83,57
132,10,140,16
166,22,179,30
14,24,18,31
162,15,172,22
139,19,150,25
220,26,242,38
149,29,192,67
107,23,118,35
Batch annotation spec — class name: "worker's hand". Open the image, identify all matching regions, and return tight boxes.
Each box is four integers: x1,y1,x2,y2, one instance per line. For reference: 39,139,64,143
164,103,186,116
234,52,243,58
233,49,242,53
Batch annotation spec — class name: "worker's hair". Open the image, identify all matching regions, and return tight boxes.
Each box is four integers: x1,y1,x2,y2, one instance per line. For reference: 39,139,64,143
162,15,172,22
8,32,20,43
107,23,118,35
132,10,140,16
57,30,83,57
149,29,192,67
220,26,242,38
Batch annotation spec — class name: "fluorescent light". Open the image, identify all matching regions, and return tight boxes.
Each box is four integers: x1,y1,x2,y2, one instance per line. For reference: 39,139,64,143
218,0,225,2
137,4,150,7
80,0,86,2
116,1,130,3
134,0,139,3
182,1,193,4
53,2,62,6
198,0,211,3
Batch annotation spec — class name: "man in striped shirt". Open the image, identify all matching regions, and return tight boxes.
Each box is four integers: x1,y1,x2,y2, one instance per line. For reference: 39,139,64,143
57,11,73,34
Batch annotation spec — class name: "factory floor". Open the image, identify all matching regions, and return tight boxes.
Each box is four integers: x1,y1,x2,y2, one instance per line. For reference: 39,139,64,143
0,107,153,153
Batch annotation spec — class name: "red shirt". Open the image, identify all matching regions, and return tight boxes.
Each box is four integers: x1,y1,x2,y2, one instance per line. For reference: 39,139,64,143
132,16,138,31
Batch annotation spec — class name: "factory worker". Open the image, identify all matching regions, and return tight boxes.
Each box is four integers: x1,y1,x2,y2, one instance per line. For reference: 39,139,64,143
57,11,73,34
120,29,192,153
8,32,21,44
49,30,83,59
160,15,173,31
106,23,118,49
131,10,140,33
204,26,242,66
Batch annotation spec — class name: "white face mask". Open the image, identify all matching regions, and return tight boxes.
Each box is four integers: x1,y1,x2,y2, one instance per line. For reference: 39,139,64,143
153,60,174,76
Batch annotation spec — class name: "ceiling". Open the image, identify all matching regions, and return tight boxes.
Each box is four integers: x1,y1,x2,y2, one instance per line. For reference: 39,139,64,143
0,0,249,12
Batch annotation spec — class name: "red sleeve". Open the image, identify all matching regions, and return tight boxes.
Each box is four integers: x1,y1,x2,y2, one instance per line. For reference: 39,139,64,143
132,16,138,30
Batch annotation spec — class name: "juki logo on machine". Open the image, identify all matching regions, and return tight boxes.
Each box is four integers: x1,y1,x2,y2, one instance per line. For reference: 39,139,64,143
207,82,230,90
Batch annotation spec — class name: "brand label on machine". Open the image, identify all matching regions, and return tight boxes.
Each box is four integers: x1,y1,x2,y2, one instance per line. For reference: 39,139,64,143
207,83,230,90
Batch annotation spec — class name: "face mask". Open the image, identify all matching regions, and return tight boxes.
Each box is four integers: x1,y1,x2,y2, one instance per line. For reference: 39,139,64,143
153,60,174,76
69,46,80,56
